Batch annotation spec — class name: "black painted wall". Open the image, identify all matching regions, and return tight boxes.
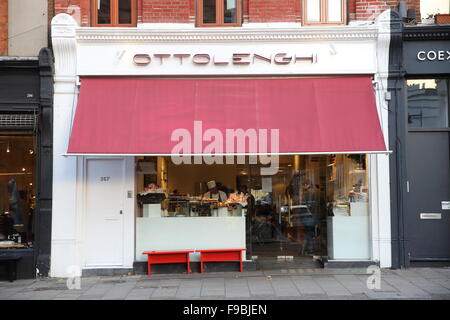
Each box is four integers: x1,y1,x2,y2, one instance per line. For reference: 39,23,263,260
389,21,450,268
0,50,53,278
35,48,54,277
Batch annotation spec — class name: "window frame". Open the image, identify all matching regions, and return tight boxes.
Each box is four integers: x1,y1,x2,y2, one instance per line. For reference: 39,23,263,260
91,0,137,27
302,0,346,26
197,0,243,28
406,77,450,132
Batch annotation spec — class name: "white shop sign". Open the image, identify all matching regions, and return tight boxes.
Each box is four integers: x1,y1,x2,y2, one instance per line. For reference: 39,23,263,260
76,42,377,76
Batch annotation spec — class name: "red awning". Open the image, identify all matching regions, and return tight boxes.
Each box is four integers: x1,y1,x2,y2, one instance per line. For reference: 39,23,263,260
67,77,387,155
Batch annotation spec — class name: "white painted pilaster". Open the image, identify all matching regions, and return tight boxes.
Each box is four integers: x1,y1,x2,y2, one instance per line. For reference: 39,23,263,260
50,13,80,277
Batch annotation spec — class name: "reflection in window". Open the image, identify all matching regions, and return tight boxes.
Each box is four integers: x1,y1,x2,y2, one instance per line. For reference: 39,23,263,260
304,0,345,25
224,0,237,24
306,0,321,22
0,135,36,245
407,79,449,129
118,0,132,24
135,155,370,260
97,0,111,24
327,0,342,22
203,0,217,24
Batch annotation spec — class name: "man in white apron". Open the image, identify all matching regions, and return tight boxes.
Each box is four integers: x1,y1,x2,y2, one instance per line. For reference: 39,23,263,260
202,180,228,202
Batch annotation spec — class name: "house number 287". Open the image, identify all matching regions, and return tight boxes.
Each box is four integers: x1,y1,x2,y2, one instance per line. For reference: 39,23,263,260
100,177,110,182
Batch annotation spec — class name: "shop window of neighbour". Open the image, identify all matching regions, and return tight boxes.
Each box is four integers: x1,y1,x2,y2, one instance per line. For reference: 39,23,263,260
0,135,36,247
303,0,346,25
197,0,242,27
92,0,136,27
407,79,450,129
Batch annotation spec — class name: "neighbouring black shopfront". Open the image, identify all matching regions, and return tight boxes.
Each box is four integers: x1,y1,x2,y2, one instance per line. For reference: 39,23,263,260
0,49,53,279
389,18,450,268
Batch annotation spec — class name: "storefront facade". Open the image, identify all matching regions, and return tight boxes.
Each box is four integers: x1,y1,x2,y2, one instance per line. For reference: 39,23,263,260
389,20,450,268
50,10,395,277
0,49,54,278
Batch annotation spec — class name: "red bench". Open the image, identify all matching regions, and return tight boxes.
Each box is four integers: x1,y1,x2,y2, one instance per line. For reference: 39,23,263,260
142,250,194,275
198,249,247,273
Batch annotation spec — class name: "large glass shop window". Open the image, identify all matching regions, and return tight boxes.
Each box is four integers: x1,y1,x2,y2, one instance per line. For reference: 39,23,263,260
407,79,449,129
0,135,36,246
135,155,370,262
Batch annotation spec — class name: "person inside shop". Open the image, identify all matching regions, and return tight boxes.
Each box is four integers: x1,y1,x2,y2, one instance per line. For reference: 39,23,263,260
300,179,318,255
202,180,228,202
7,179,24,228
286,171,303,242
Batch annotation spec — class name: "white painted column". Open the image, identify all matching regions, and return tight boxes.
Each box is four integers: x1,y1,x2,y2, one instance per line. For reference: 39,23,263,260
373,10,395,268
50,13,80,277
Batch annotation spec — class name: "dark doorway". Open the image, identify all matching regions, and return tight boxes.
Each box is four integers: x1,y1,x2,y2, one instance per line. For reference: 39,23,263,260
405,79,450,265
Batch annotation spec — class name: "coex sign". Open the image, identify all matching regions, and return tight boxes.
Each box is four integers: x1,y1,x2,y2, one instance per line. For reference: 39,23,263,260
417,50,450,61
404,41,450,75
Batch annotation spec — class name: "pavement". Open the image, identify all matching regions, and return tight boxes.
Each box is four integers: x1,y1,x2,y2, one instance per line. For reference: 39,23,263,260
0,267,449,300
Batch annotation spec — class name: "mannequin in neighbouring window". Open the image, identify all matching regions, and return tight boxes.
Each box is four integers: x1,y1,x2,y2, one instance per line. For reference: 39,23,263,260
7,179,24,227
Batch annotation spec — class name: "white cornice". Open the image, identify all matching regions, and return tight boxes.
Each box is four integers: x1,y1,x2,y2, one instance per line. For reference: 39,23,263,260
75,26,379,43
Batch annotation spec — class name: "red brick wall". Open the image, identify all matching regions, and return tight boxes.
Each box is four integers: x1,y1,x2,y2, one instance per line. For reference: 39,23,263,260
352,0,421,21
248,0,301,23
50,0,422,25
142,0,193,23
54,0,90,26
0,0,7,55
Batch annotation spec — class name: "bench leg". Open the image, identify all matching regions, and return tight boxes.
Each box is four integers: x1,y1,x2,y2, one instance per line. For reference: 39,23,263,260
147,259,151,276
187,254,190,275
240,251,243,272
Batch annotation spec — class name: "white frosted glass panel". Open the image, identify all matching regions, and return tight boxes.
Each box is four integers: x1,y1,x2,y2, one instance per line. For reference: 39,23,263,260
327,0,342,22
307,0,321,22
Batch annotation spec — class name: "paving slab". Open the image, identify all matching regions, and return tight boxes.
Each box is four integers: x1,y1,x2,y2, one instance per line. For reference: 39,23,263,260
334,274,369,295
270,277,301,297
314,276,352,296
175,280,203,299
79,283,115,298
125,288,156,300
291,276,326,295
201,278,225,297
102,283,137,300
413,268,448,280
382,274,430,298
225,278,250,298
247,277,275,297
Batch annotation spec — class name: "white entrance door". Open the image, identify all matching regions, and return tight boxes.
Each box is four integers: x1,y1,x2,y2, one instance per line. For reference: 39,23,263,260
85,158,126,267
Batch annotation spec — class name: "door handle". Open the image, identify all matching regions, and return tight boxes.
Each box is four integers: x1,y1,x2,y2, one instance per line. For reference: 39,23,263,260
120,210,123,215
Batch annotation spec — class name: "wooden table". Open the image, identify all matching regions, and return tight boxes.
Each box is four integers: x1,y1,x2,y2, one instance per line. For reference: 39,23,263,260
142,250,194,276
